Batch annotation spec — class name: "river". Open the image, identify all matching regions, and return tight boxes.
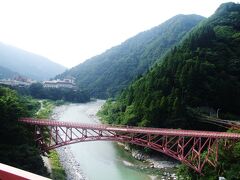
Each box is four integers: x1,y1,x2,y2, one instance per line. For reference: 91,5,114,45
52,100,176,180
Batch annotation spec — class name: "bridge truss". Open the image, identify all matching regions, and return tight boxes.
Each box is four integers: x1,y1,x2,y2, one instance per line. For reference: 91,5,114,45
19,118,240,174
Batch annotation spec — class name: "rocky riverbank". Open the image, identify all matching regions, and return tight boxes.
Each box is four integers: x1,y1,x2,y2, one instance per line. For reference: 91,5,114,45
117,142,178,179
132,149,176,169
118,142,177,167
56,146,87,180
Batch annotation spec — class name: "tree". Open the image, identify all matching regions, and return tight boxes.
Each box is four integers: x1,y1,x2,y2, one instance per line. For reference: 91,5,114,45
0,86,49,176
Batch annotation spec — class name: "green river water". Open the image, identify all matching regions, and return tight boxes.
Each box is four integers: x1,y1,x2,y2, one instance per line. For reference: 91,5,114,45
53,100,176,180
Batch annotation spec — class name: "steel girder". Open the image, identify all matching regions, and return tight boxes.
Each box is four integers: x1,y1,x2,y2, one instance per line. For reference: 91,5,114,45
20,118,240,174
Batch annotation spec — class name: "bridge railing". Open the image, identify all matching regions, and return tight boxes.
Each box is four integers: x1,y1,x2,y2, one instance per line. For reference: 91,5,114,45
0,163,50,180
19,117,240,139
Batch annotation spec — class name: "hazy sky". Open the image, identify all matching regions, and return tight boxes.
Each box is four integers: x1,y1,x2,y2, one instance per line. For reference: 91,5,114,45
0,0,239,68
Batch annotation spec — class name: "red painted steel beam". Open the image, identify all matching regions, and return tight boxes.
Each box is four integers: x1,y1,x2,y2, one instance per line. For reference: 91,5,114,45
19,117,240,174
19,118,240,139
0,163,50,180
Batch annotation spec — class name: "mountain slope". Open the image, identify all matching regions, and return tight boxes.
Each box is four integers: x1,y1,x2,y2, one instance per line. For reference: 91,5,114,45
0,66,19,79
0,43,67,80
99,2,240,129
57,14,205,98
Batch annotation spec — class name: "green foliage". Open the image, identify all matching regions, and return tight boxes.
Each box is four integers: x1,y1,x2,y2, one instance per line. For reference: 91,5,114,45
35,100,54,119
33,100,66,179
14,82,90,103
99,2,240,179
49,150,66,180
57,14,205,98
100,2,240,129
0,86,49,177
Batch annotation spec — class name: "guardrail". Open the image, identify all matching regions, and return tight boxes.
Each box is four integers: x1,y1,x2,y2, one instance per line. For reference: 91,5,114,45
0,163,50,180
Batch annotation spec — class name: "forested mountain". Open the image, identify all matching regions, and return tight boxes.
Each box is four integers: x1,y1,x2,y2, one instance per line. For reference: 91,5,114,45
99,3,240,178
57,14,204,98
0,65,19,79
99,2,240,129
0,42,66,80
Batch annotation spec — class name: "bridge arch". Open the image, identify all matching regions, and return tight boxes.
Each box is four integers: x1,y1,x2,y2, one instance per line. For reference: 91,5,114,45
20,118,240,174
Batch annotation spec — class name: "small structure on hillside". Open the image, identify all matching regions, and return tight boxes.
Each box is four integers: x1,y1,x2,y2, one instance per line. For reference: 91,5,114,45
43,79,76,89
0,76,34,87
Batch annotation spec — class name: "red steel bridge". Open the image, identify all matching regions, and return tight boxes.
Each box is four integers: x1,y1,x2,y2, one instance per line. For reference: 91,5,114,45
19,118,240,175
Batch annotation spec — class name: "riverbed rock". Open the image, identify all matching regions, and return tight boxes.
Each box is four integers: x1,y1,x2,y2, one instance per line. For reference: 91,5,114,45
124,145,131,151
131,150,146,161
150,163,154,168
56,147,87,180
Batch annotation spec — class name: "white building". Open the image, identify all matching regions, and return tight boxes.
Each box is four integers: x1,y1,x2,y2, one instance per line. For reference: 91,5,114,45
0,77,34,87
43,79,76,89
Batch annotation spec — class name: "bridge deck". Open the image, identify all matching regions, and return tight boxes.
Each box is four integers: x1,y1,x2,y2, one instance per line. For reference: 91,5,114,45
19,118,240,139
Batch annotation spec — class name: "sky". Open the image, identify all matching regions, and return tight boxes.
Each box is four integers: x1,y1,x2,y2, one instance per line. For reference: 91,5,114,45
0,0,239,68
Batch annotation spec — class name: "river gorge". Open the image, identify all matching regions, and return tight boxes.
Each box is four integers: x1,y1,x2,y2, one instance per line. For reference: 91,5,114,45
51,100,177,180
